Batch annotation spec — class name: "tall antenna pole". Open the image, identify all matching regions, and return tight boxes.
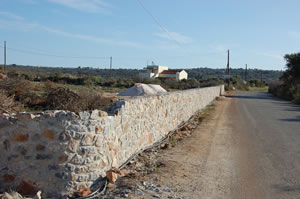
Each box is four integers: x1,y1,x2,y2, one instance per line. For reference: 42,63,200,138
226,49,230,75
110,56,112,79
245,64,248,82
0,41,2,73
4,41,6,73
260,71,263,87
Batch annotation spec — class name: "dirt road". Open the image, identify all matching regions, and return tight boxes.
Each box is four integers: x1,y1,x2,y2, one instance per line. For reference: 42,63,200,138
133,94,258,199
106,91,300,198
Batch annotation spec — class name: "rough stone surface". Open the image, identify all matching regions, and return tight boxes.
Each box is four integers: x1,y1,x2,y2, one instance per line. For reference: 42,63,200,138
0,85,224,197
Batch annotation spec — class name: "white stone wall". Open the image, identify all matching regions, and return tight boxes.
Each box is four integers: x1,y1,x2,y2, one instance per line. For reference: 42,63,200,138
0,85,224,197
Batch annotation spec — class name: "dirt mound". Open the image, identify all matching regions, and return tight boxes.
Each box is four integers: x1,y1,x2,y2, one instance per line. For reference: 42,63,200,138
118,83,167,97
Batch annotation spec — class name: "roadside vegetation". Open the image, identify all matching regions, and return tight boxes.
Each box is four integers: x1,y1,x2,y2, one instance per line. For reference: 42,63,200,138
268,52,300,104
0,69,223,114
224,76,267,91
3,64,283,83
0,65,277,114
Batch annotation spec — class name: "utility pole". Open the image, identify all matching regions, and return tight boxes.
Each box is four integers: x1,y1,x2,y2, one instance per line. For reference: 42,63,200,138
260,71,263,87
4,41,6,73
245,64,248,82
226,49,230,75
110,56,112,79
0,41,2,73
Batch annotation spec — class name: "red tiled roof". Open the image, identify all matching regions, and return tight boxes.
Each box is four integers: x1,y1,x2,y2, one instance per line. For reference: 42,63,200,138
160,70,182,74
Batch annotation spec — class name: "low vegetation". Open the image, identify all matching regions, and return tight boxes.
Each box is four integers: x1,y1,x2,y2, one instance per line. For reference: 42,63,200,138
224,76,267,91
0,75,117,113
3,64,282,83
0,64,279,114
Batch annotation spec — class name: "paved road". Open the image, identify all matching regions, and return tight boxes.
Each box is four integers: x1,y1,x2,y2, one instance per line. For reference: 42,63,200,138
220,91,300,199
129,91,300,199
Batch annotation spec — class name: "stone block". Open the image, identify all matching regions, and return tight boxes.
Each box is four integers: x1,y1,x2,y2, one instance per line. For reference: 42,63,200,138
17,113,35,121
42,129,55,140
36,153,53,160
58,153,69,163
17,180,38,196
80,134,94,146
3,139,10,150
48,164,59,171
79,111,90,121
2,174,16,183
68,138,79,152
70,154,84,165
35,144,46,152
78,146,96,155
90,110,99,120
11,132,29,142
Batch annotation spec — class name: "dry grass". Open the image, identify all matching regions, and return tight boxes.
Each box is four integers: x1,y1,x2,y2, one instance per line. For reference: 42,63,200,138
0,90,24,114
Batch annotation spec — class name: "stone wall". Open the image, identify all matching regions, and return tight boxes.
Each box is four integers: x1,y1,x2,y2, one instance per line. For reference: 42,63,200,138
0,85,224,198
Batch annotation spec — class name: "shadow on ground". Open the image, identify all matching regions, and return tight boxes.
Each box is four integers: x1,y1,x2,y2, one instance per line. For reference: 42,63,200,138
272,184,300,193
279,116,300,122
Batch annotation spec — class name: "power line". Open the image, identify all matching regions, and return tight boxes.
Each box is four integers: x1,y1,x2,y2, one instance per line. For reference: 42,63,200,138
136,0,228,64
136,0,182,46
0,44,110,60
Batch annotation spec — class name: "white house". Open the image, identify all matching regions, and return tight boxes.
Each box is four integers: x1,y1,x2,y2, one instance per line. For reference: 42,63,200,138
139,64,188,81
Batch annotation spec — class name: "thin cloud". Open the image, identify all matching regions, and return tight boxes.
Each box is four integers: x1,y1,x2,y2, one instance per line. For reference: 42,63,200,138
258,52,283,60
48,0,110,13
288,31,300,38
21,0,36,4
211,44,227,52
0,15,140,48
43,26,140,47
154,31,193,44
0,11,24,21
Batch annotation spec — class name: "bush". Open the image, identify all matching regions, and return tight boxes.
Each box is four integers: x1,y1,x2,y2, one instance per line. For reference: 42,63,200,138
45,87,116,112
0,90,24,114
0,78,34,102
46,87,84,112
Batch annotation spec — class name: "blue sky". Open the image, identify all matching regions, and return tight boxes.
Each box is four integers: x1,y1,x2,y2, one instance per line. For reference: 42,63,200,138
0,0,300,70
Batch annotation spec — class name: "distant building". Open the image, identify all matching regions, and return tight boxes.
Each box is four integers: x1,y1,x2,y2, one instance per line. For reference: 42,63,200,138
139,64,188,81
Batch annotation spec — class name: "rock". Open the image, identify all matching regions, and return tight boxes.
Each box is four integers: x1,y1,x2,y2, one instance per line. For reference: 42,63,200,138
75,186,91,197
135,189,144,196
121,188,131,194
106,170,118,183
99,111,108,117
79,111,90,120
120,193,128,198
33,191,42,199
106,183,116,189
90,110,99,120
154,188,162,193
152,194,161,198
17,113,35,121
0,192,23,199
162,188,171,192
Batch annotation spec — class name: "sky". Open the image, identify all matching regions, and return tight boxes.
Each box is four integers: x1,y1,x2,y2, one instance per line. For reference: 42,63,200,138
0,0,300,70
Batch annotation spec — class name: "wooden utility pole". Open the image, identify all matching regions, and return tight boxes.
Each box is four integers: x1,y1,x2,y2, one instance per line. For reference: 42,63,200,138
110,56,112,79
245,64,248,82
1,42,2,73
260,71,263,87
4,41,6,73
226,50,230,75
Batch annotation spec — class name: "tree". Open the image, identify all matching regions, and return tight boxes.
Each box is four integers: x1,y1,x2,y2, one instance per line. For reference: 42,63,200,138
282,53,300,84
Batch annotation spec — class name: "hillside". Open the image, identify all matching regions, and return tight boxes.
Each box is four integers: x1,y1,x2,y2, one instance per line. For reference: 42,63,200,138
2,64,283,83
